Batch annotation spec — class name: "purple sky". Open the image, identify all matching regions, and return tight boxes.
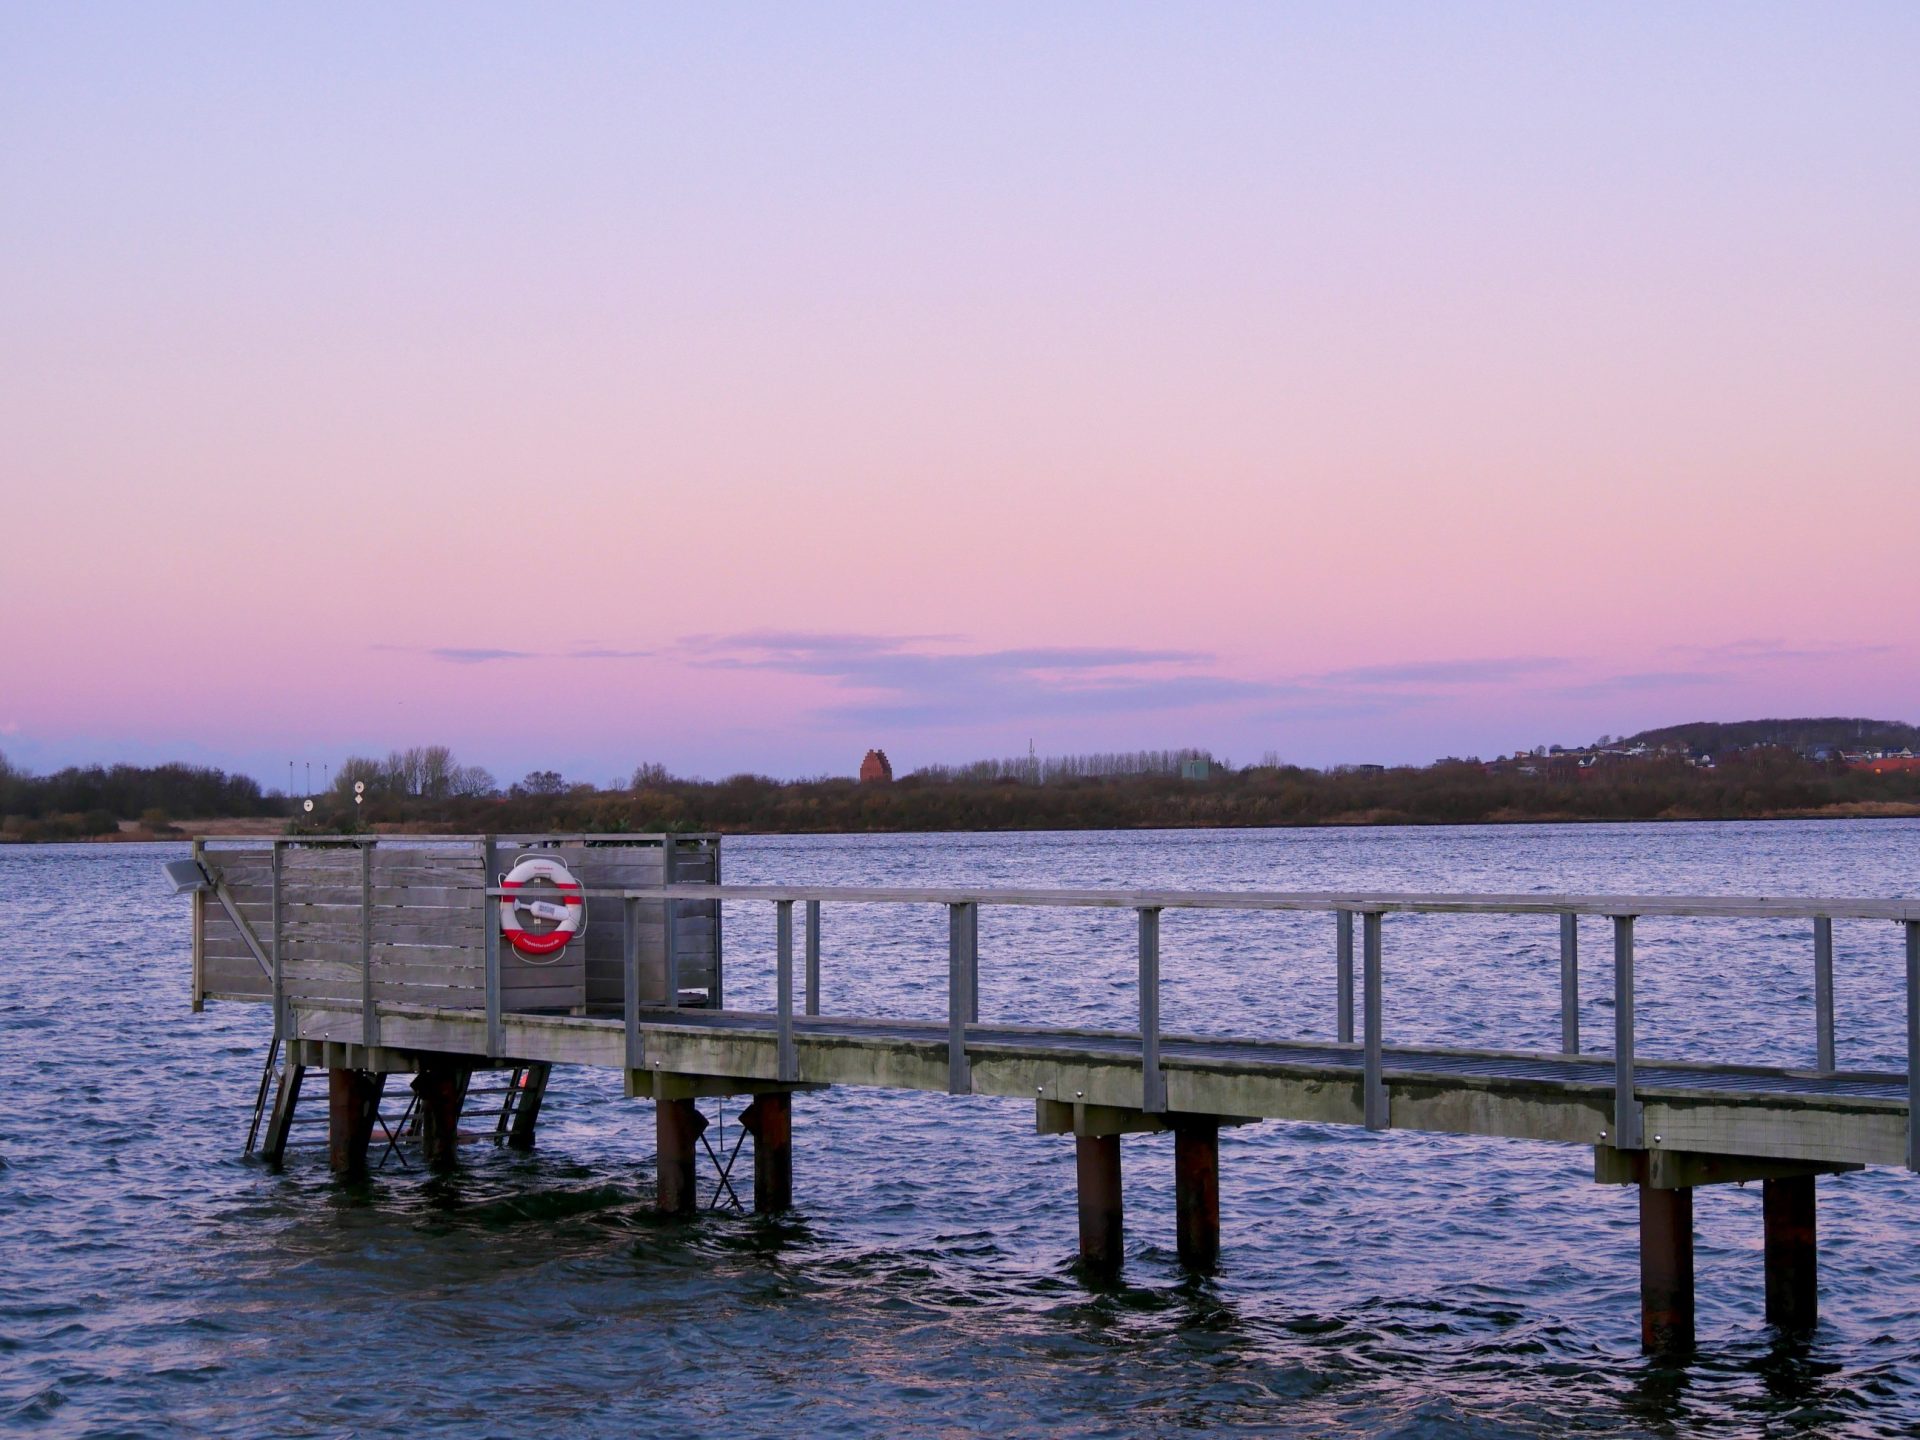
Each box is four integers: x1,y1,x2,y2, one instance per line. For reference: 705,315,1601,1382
2,5,1915,786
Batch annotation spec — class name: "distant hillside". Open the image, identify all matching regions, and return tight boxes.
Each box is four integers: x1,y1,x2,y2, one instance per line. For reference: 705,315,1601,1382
1621,717,1920,755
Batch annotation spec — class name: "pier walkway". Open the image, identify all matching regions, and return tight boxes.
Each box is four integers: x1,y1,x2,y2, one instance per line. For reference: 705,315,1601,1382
176,845,1920,1352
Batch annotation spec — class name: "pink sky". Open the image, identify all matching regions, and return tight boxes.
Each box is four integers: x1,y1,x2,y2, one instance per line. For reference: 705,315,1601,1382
2,6,1916,787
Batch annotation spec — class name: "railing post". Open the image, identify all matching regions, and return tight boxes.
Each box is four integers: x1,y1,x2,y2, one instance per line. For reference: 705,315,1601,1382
1362,910,1387,1129
1559,912,1579,1054
1139,906,1165,1114
190,837,206,1012
1814,916,1835,1074
483,839,501,1058
359,840,378,1049
1613,914,1643,1149
804,899,821,1017
623,896,642,1071
270,841,285,1041
776,899,797,1082
1336,909,1355,1044
1905,920,1918,1172
708,836,722,1011
662,836,680,1009
947,903,974,1094
967,899,981,1024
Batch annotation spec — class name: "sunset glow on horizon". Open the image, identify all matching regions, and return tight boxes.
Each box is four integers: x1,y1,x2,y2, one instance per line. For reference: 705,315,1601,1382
3,5,1916,786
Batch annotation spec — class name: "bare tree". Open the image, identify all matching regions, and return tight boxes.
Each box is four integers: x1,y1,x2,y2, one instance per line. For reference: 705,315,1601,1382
419,745,455,799
335,755,384,797
449,764,496,798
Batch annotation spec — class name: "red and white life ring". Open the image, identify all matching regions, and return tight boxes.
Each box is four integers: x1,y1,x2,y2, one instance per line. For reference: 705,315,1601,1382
499,855,584,959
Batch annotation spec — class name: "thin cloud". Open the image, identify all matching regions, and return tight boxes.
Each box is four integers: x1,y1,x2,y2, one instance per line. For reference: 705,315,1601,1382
1555,670,1724,699
686,631,1271,725
1316,656,1570,687
1249,691,1433,723
1663,638,1895,664
426,646,540,664
382,645,653,664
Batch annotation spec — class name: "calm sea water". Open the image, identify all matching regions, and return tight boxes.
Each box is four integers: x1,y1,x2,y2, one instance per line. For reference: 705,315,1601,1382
4,821,1919,1438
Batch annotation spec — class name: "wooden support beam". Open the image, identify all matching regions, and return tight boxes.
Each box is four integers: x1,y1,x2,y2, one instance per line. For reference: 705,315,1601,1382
1174,1120,1220,1271
413,1061,467,1170
506,1063,550,1151
327,1069,385,1180
1594,1145,1858,1190
655,1096,708,1215
1075,1133,1123,1272
741,1092,793,1214
1763,1174,1817,1332
1639,1182,1695,1352
1035,1100,1257,1137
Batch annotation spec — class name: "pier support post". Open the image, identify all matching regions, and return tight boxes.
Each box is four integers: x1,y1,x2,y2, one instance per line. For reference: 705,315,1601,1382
413,1062,467,1170
1174,1120,1220,1271
1639,1182,1695,1351
1075,1134,1124,1271
1764,1174,1817,1331
655,1097,708,1215
327,1069,385,1180
741,1092,793,1213
506,1063,550,1151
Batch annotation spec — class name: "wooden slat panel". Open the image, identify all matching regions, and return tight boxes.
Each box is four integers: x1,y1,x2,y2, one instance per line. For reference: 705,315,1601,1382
278,918,487,947
274,885,488,909
286,957,485,985
205,960,271,995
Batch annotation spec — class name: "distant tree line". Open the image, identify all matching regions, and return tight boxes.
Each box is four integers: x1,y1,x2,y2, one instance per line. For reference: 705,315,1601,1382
13,734,1920,844
291,743,1920,837
912,748,1220,785
0,750,276,841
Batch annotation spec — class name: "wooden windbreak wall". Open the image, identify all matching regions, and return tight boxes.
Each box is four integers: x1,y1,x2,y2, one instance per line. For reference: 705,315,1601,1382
192,835,722,1016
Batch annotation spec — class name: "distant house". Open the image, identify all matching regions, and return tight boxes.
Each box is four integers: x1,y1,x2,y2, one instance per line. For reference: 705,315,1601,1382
859,749,894,784
1179,757,1213,781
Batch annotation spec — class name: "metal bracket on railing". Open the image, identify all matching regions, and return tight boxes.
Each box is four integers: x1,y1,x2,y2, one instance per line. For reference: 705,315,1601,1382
776,899,797,1082
1362,910,1387,1129
1139,906,1165,1114
947,902,976,1095
1612,914,1643,1150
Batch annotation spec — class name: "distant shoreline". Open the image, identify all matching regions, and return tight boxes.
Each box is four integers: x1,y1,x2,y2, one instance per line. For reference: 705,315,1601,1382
21,801,1920,844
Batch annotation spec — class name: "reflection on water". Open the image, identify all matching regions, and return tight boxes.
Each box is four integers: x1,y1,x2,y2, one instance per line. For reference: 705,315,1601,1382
2,821,1918,1436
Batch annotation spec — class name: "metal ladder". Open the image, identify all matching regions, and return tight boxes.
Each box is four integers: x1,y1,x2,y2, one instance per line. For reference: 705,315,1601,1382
244,1042,549,1163
245,1034,284,1156
486,1065,550,1147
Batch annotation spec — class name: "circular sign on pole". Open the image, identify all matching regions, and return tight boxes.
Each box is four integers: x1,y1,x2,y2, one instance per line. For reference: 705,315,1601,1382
354,781,366,795
303,799,314,813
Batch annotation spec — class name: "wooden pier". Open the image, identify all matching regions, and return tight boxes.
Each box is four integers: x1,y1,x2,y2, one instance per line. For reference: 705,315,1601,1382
176,837,1920,1351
